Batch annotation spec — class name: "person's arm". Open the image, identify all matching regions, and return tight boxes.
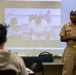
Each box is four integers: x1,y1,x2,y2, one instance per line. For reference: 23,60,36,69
60,36,76,42
59,24,76,42
19,57,28,75
26,22,34,35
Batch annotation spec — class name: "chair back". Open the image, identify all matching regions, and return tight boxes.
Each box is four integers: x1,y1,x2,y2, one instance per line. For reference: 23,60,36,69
0,69,16,75
22,56,43,72
38,51,54,62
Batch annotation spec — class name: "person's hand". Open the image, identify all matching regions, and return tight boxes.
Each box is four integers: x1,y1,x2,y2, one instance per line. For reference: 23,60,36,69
73,38,76,41
71,36,76,41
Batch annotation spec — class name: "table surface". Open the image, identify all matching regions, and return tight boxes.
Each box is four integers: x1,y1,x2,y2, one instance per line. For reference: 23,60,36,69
42,62,64,65
26,67,34,74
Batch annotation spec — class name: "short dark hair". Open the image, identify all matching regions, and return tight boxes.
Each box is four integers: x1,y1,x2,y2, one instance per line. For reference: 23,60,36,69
70,10,76,15
0,23,8,45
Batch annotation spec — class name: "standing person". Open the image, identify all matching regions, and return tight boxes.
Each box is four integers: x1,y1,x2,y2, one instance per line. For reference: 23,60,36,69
42,10,51,25
59,10,76,75
27,14,50,40
0,23,28,75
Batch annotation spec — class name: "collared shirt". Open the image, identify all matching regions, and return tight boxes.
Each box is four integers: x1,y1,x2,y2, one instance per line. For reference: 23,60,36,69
28,19,50,40
59,21,76,45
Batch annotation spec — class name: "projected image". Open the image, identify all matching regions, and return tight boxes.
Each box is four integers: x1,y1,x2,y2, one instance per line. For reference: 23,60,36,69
5,8,61,40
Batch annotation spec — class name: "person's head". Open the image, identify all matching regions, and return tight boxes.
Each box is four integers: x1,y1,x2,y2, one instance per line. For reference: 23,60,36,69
46,10,51,16
0,23,8,46
35,14,42,24
70,9,76,24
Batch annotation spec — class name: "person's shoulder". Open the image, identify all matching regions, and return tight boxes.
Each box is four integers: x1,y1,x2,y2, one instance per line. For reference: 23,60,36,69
42,19,47,24
30,20,35,23
63,21,72,28
11,53,21,57
10,53,25,66
64,21,71,25
10,53,22,61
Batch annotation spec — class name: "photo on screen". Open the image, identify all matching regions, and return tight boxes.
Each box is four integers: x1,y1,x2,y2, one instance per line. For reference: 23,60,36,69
4,1,62,49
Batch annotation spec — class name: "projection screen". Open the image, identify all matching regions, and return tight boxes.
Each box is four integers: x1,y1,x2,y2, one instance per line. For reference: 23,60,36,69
4,0,62,50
